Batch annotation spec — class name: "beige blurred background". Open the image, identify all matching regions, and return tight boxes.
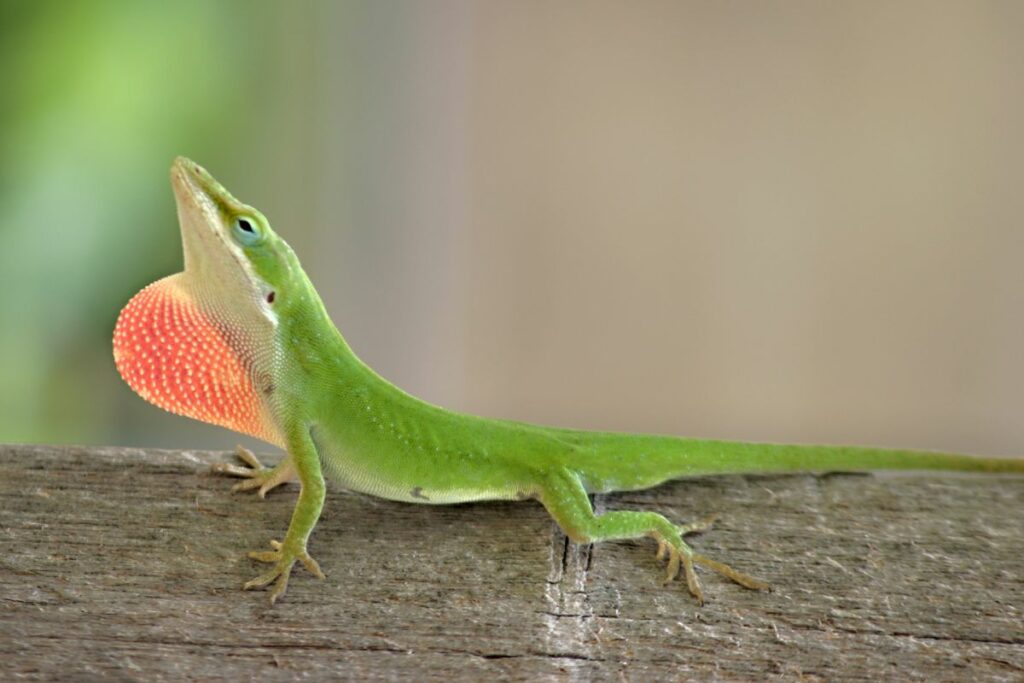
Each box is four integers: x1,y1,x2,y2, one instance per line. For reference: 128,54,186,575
2,0,1023,456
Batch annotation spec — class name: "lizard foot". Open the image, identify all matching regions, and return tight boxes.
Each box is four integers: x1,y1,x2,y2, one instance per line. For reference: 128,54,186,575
655,518,769,605
244,538,326,604
654,513,717,562
211,445,296,498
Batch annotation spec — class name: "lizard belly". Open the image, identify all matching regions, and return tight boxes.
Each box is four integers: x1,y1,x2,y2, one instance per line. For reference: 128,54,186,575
310,426,528,505
323,461,525,505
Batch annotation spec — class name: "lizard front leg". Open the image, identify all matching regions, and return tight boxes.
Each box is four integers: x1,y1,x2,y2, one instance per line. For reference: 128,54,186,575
212,445,296,497
241,426,326,604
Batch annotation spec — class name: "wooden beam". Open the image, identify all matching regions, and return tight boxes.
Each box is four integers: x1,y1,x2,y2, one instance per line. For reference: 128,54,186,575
2,444,1021,679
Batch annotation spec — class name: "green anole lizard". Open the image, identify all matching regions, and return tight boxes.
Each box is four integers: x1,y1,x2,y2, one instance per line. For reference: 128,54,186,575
113,158,1024,604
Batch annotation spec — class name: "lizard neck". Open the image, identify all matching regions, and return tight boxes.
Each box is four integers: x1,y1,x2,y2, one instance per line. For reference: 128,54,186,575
266,277,406,420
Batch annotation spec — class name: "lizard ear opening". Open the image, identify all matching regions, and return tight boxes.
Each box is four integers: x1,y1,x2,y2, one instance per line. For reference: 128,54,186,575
113,275,281,446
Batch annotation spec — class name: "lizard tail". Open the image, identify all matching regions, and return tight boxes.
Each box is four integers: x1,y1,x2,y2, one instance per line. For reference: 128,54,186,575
555,431,1024,493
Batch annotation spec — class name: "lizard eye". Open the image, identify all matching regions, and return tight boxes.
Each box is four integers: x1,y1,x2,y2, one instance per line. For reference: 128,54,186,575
232,215,262,246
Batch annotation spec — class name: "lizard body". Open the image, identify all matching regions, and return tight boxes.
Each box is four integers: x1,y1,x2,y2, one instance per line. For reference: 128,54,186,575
114,158,1024,603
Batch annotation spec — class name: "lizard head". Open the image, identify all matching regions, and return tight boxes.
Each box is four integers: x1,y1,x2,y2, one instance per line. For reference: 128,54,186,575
112,158,303,446
171,156,298,315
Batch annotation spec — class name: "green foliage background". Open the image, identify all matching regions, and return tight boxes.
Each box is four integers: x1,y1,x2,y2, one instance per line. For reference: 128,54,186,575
0,1,275,445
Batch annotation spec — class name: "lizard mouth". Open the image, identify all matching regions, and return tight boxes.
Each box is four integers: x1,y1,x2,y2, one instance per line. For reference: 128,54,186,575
171,157,233,219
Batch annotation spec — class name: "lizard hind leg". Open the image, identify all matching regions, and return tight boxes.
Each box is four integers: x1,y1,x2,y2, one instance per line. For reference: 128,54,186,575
211,445,297,498
539,468,769,604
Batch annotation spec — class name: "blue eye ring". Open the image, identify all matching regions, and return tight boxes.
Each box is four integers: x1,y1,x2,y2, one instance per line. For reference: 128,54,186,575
232,215,262,246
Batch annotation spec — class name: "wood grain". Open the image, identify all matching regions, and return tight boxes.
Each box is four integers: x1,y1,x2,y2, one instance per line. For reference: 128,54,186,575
2,444,1021,681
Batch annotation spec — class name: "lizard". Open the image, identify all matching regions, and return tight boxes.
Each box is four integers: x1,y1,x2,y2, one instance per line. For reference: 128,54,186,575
113,157,1024,604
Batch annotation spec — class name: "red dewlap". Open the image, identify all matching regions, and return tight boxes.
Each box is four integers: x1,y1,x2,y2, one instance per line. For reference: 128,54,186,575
113,276,277,444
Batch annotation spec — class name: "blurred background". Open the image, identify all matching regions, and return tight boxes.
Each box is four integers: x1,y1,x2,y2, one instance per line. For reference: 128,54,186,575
2,0,1023,457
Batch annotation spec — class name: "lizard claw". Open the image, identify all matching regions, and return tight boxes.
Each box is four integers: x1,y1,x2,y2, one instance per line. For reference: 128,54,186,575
654,517,770,604
211,446,296,498
244,538,325,604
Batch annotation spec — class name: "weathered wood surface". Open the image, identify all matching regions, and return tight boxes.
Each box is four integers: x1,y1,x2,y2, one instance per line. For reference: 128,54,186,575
1,444,1022,681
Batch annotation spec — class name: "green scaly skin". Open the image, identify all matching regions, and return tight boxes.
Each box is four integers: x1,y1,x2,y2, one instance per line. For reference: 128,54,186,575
115,158,1024,604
